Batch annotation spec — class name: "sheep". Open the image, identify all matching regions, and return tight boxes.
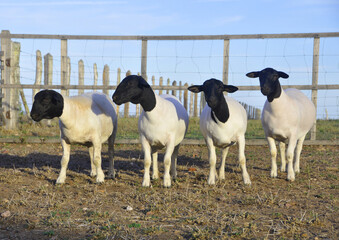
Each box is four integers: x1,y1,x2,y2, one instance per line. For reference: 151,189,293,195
112,75,189,187
246,67,316,181
188,79,251,185
30,90,118,184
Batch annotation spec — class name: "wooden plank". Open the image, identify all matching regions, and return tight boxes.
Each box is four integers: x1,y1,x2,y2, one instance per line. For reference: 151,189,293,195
141,40,147,79
78,59,84,95
222,39,230,87
4,32,339,40
33,50,42,100
311,37,320,140
60,39,67,96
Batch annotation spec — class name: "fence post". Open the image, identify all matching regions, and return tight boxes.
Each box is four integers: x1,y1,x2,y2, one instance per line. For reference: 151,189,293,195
11,41,28,116
167,78,170,94
44,53,53,86
1,30,14,128
189,85,194,117
93,63,98,87
60,39,68,96
124,70,131,117
310,37,319,141
116,68,121,117
172,80,177,97
179,81,182,102
103,64,109,95
43,53,53,126
65,56,70,96
33,50,42,100
141,39,147,80
193,92,198,117
184,83,188,111
200,92,205,115
159,77,163,95
78,59,84,95
11,42,21,124
222,39,230,95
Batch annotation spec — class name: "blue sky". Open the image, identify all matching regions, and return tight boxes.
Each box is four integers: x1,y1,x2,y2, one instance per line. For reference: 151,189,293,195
1,0,338,35
1,0,339,118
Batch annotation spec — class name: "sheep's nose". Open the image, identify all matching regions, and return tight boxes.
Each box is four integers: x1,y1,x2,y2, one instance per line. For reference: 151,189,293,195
261,87,270,95
112,95,118,101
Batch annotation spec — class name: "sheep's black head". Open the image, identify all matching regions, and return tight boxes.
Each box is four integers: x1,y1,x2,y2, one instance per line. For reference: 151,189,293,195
112,75,156,111
188,78,238,123
30,90,64,122
246,68,289,102
188,79,238,109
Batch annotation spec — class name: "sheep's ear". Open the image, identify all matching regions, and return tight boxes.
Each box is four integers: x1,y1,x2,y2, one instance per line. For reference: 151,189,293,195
138,77,150,89
246,71,259,78
223,85,238,93
278,71,289,79
188,85,203,93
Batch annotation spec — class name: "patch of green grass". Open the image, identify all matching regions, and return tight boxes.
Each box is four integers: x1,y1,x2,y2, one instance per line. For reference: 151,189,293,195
43,230,55,237
128,223,141,228
0,117,337,141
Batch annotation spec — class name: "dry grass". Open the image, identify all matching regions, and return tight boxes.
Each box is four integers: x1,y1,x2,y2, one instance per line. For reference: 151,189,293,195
0,142,338,239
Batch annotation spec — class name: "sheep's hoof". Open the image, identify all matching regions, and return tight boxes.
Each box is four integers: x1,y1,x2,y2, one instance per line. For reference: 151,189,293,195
244,179,252,185
287,174,295,182
107,171,116,179
152,172,159,180
96,176,105,183
270,170,278,178
207,178,216,185
281,166,286,172
56,176,65,184
142,177,151,187
163,181,171,188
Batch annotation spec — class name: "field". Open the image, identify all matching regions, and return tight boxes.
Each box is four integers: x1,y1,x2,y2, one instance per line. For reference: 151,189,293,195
0,118,338,239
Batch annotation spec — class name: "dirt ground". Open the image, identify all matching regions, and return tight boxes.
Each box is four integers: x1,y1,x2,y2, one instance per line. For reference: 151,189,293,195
0,143,338,240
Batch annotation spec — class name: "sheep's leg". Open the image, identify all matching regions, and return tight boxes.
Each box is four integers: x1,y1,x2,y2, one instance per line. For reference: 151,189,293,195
170,145,180,180
107,134,115,179
163,142,175,188
238,135,251,185
93,141,105,183
151,149,159,180
206,138,217,185
279,141,286,172
56,139,71,184
219,147,229,180
89,146,97,177
267,137,278,178
294,135,306,174
286,138,298,181
141,136,152,187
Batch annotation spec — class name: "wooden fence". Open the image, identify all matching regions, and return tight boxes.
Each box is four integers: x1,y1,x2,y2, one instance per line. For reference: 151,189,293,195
1,45,261,120
1,30,339,141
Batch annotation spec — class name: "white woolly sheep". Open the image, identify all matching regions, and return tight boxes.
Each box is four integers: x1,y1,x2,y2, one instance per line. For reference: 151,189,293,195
246,67,316,181
188,79,251,185
112,75,189,187
30,90,118,184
